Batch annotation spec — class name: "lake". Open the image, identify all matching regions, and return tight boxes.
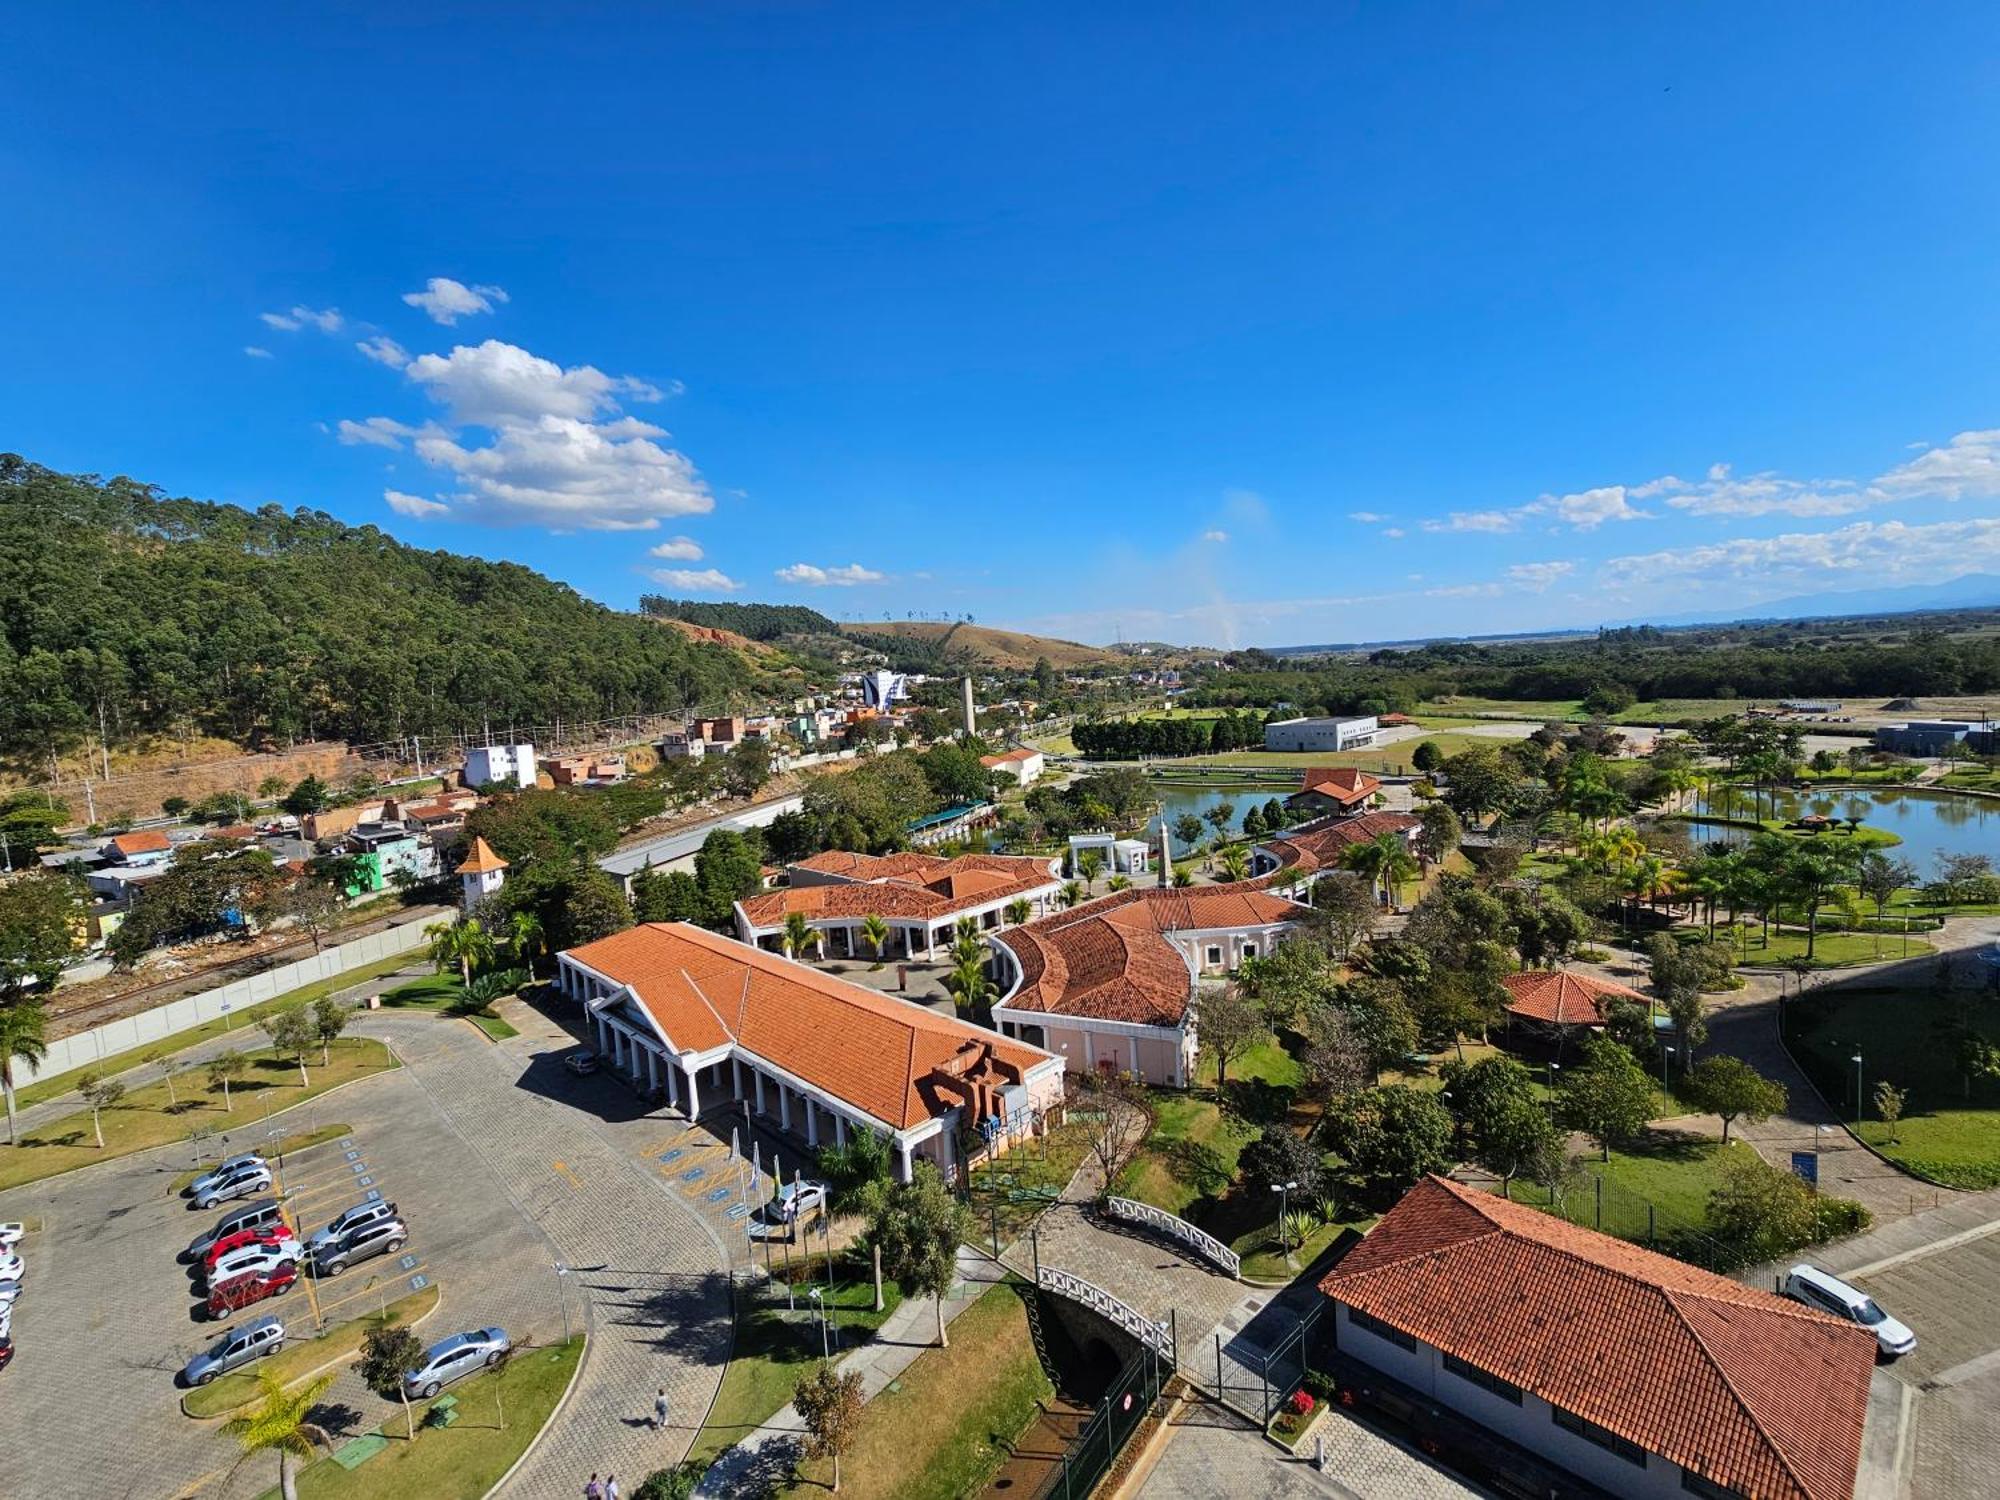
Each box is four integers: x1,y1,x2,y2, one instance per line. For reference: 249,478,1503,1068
1679,786,2000,874
1148,786,1290,845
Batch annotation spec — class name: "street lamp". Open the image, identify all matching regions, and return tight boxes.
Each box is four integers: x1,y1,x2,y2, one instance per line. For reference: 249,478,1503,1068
1851,1053,1864,1132
1546,1061,1560,1088
1270,1180,1298,1266
1661,1044,1675,1090
554,1262,572,1344
808,1286,830,1359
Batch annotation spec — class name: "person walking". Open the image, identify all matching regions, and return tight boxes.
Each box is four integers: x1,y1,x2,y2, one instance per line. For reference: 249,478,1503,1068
585,1476,603,1500
653,1387,670,1430
604,1476,622,1500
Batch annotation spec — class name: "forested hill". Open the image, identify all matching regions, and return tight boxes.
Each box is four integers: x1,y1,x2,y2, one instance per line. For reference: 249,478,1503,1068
0,456,768,765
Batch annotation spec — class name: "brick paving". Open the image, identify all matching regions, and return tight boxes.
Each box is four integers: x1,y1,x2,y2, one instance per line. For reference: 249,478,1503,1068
1141,1401,1485,1499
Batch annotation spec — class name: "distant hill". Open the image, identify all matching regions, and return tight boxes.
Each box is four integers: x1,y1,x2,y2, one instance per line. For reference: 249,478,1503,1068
841,620,1127,671
1603,574,2000,629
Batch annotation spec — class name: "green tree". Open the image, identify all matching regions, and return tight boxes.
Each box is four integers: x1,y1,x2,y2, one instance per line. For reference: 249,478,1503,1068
866,1164,970,1347
1410,740,1443,774
222,1370,335,1500
1477,1094,1564,1199
631,865,705,924
1559,1036,1653,1161
860,914,891,964
1323,1085,1454,1203
1217,844,1251,883
722,740,775,800
282,776,330,816
694,828,765,927
1076,849,1104,889
1172,813,1205,850
426,917,495,989
309,996,350,1065
1704,1155,1824,1266
259,1004,315,1087
793,1364,866,1493
358,1318,426,1439
207,1049,247,1109
1238,1122,1326,1201
78,1072,124,1148
1197,983,1264,1090
1003,898,1031,926
1340,831,1417,909
507,909,546,971
0,875,79,1005
1873,1080,1907,1143
1416,802,1463,867
0,1002,49,1145
1681,1056,1787,1144
782,912,823,960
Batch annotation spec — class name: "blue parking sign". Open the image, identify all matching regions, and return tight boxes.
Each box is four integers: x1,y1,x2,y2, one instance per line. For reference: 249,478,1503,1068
1790,1151,1819,1188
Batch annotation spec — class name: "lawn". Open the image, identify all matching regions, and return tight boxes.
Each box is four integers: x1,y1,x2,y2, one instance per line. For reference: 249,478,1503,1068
185,1283,441,1418
1195,1033,1303,1091
784,1281,1052,1500
381,975,520,1040
1718,923,1933,969
169,1121,352,1193
685,1267,906,1470
1235,1211,1368,1282
0,1037,399,1193
1787,979,2000,1188
274,1336,584,1500
21,950,421,1108
1174,730,1517,775
966,1114,1099,1243
1504,1132,1763,1246
1115,1090,1257,1219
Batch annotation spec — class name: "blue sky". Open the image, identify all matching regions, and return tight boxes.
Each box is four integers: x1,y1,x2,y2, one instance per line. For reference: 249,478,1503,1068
8,3,2000,647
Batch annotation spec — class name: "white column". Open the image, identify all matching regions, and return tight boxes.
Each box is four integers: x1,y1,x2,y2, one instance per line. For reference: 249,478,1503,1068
665,1059,679,1109
683,1064,701,1118
754,1069,767,1115
834,1114,847,1149
806,1099,819,1149
779,1083,792,1133
731,1058,744,1099
646,1048,659,1093
630,1036,645,1080
897,1138,914,1182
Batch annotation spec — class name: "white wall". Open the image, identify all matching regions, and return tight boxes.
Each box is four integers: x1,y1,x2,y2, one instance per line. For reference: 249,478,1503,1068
30,919,432,1084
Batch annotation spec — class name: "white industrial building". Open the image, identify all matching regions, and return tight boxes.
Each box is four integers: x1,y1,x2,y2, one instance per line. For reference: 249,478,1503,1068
463,742,537,789
1263,714,1378,753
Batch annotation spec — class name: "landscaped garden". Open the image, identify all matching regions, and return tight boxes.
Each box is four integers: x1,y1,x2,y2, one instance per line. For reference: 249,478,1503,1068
185,1283,441,1419
380,974,519,1040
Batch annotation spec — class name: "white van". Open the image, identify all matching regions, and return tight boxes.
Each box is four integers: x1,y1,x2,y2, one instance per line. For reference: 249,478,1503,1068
1782,1264,1916,1358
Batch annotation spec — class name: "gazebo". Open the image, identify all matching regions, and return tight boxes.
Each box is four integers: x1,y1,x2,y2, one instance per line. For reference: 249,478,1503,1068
1500,968,1650,1031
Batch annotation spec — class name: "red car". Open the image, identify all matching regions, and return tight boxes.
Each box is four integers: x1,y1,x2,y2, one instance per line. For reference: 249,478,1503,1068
206,1262,298,1320
202,1226,291,1274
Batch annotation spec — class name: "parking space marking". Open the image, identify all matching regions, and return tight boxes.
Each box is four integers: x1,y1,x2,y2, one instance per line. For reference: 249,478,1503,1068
552,1159,584,1191
1847,1218,2000,1280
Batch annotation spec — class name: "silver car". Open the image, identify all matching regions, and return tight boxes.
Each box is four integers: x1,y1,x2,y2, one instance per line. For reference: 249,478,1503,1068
314,1217,406,1277
306,1200,398,1257
181,1315,284,1386
403,1326,510,1399
185,1199,286,1263
191,1160,273,1211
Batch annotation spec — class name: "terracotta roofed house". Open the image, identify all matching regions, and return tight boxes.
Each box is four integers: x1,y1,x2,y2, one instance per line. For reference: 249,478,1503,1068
1250,809,1420,887
979,745,1046,787
1285,766,1382,816
1320,1175,1876,1500
991,884,1308,1086
734,850,1064,959
556,921,1063,1181
104,829,174,865
1501,968,1651,1030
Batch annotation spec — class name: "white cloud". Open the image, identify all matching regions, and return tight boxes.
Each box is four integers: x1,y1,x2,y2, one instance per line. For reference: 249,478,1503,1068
1199,529,1229,543
1506,560,1575,592
648,567,741,593
1641,464,1867,519
384,489,449,519
356,335,410,369
243,346,273,359
1537,485,1648,529
337,416,422,449
261,305,342,333
647,536,704,561
403,339,660,427
776,562,886,587
402,277,510,325
1599,517,2000,592
1347,510,1387,524
1423,510,1516,534
1381,527,1406,539
1424,583,1503,599
1874,429,2000,501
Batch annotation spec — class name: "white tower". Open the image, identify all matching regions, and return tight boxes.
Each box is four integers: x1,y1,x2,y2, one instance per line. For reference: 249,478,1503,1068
456,836,509,912
961,676,977,736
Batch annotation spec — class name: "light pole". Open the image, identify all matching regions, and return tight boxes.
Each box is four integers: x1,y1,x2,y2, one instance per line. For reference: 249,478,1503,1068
1271,1180,1297,1267
1546,1061,1560,1089
554,1262,572,1344
808,1286,829,1359
1660,1044,1675,1090
1851,1053,1864,1132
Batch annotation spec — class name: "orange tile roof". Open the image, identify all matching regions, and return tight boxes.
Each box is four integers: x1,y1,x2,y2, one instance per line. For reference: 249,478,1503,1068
110,830,172,856
740,853,1060,930
454,836,509,874
1320,1176,1874,1500
1501,968,1648,1026
1262,811,1419,876
1292,767,1380,804
979,747,1041,766
996,885,1306,1027
563,922,1054,1130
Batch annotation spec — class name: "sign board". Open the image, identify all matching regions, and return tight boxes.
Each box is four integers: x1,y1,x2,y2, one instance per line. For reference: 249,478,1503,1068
1790,1151,1819,1188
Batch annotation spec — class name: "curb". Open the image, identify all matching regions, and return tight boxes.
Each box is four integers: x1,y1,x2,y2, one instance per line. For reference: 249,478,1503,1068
481,1333,592,1500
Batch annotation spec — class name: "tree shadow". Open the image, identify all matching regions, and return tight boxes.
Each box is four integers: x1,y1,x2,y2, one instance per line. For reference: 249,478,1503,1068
1158,1138,1231,1197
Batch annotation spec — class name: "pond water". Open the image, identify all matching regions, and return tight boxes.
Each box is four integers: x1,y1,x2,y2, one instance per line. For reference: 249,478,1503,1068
1148,786,1289,844
1679,786,2000,874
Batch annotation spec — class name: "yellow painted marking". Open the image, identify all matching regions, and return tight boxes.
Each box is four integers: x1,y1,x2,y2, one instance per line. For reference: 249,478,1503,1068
553,1160,584,1190
310,1261,430,1323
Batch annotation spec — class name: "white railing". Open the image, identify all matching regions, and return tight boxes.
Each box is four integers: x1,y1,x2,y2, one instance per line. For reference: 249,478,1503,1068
1104,1195,1242,1278
1037,1266,1175,1358
32,919,431,1083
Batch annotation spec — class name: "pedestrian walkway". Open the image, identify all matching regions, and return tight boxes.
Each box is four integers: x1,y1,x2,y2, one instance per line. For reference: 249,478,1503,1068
1140,1401,1487,1499
694,1243,1009,1496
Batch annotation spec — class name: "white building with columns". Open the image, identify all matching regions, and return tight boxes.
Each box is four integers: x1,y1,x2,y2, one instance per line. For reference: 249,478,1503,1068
555,921,1064,1182
734,850,1064,960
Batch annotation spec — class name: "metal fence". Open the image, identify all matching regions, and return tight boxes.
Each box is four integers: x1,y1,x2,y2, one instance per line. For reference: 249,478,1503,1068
1104,1195,1241,1278
1199,1297,1326,1427
1026,1340,1170,1500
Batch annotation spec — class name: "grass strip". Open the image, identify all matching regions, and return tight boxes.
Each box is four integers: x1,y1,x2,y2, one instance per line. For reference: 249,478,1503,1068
183,1282,440,1419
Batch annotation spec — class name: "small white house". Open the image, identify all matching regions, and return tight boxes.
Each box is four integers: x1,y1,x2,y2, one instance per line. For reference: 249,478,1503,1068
979,746,1046,787
1264,715,1378,753
464,742,537,789
1067,833,1149,878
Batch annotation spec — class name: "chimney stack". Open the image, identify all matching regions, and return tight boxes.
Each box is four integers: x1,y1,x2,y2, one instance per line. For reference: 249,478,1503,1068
961,675,977,736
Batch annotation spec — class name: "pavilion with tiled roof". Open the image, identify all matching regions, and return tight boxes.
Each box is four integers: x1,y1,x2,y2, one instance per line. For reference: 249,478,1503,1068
556,922,1063,1181
1320,1175,1875,1500
991,884,1309,1086
1285,766,1383,815
734,850,1064,959
1500,968,1650,1029
1251,809,1420,884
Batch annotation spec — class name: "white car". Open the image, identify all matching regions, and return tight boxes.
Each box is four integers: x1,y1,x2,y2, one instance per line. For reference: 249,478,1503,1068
0,1223,24,1248
0,1302,11,1339
207,1237,301,1292
1783,1264,1917,1358
0,1281,19,1307
0,1253,21,1284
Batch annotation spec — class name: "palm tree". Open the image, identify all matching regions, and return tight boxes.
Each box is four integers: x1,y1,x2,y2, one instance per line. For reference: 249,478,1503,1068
1059,881,1083,908
1171,866,1194,888
507,910,545,973
223,1370,334,1500
1106,873,1132,892
782,912,823,960
1340,832,1417,909
1216,845,1250,883
947,957,993,1014
1077,850,1105,889
425,918,495,989
1003,898,1031,926
0,1002,48,1146
860,914,890,965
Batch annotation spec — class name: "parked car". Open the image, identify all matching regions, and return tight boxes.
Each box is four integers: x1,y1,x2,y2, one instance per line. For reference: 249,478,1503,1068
205,1263,299,1320
750,1180,828,1237
0,1335,13,1372
190,1159,273,1211
563,1050,598,1076
0,1301,12,1339
0,1281,18,1308
181,1316,285,1386
1782,1264,1917,1358
187,1154,264,1196
306,1200,399,1257
314,1217,406,1277
0,1222,24,1248
185,1200,286,1263
403,1327,511,1399
207,1237,302,1292
0,1252,22,1284
201,1227,293,1275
